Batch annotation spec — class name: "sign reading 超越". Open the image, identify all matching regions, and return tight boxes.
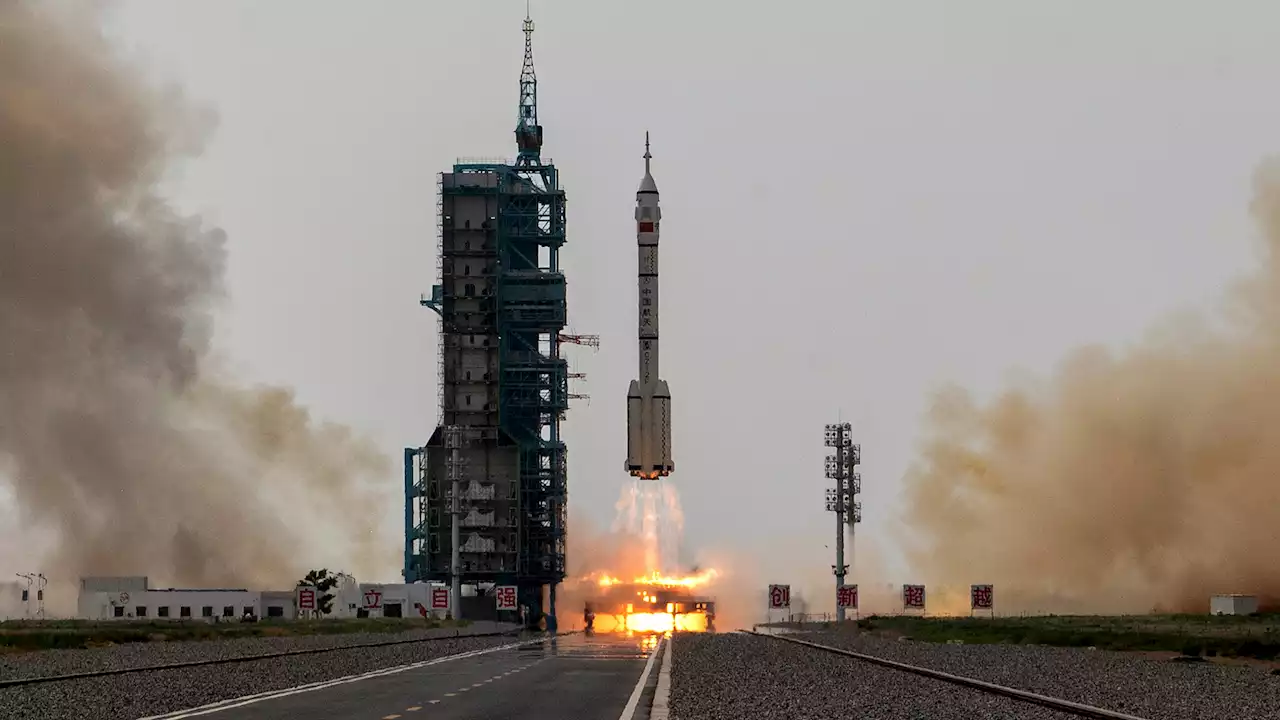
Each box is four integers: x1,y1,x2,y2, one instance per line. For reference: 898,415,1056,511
495,585,518,611
836,584,858,610
768,584,790,610
431,587,450,611
902,584,926,610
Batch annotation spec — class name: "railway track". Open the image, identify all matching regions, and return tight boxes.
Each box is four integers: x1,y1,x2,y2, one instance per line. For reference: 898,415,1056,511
0,628,531,689
747,631,1151,720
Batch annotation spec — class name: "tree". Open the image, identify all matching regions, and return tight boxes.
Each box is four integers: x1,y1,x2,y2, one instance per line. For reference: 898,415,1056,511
298,568,341,615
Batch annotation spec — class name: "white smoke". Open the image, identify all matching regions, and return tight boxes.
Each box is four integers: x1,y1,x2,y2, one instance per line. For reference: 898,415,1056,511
613,478,684,573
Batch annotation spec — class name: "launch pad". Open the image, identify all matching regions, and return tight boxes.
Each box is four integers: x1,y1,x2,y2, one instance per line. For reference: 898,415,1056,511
583,570,717,635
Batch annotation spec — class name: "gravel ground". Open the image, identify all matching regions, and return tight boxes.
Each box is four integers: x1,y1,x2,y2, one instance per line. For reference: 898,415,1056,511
0,621,517,681
670,632,1079,719
794,629,1280,720
0,625,529,720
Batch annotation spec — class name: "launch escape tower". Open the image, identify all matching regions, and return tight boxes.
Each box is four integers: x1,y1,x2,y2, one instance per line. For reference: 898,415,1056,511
404,11,592,626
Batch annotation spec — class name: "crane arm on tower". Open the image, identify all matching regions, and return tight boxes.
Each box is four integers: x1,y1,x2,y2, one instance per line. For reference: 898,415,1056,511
558,333,600,350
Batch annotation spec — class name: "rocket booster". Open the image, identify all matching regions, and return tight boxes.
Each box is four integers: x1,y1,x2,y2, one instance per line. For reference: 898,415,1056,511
625,133,674,479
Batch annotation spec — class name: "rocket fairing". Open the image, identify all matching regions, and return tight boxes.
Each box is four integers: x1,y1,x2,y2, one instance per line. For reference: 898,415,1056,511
626,133,675,480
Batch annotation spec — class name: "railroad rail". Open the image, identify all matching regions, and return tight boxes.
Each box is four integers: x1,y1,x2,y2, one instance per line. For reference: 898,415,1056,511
747,631,1151,720
0,627,533,689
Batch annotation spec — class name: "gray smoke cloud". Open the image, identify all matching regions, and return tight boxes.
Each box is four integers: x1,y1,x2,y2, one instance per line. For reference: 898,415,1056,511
0,1,395,599
899,156,1280,614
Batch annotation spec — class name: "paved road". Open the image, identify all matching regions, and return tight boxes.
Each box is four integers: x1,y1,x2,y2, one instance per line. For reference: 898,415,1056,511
170,633,661,720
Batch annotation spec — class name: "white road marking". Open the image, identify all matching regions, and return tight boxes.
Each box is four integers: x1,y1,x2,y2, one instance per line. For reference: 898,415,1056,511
383,715,402,719
617,637,664,720
428,700,441,704
444,693,456,698
406,707,422,712
135,640,535,719
472,682,484,687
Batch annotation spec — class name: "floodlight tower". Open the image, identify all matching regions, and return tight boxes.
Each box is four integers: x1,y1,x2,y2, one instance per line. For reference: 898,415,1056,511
824,422,861,622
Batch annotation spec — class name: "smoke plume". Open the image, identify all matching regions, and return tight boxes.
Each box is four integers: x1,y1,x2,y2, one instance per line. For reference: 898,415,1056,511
0,1,394,601
612,479,684,573
900,157,1280,614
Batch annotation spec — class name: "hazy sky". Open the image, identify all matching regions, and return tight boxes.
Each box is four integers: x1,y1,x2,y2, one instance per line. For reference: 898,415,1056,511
98,1,1280,595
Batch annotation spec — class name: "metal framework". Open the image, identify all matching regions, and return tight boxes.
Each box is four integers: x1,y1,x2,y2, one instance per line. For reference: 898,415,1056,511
404,9,584,628
14,572,47,619
824,422,861,622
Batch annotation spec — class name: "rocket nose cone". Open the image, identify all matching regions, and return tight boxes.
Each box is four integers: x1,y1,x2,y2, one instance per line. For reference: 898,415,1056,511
639,132,658,194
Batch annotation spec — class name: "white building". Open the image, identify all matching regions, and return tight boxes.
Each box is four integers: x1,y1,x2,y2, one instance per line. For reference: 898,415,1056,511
78,577,261,621
308,580,450,620
261,590,298,620
1210,594,1259,616
75,576,454,622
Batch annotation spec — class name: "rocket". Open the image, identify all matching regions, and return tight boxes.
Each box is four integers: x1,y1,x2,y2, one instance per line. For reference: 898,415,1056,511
626,133,674,480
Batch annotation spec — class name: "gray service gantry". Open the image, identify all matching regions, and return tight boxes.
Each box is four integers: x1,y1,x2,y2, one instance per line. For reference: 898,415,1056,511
402,10,596,630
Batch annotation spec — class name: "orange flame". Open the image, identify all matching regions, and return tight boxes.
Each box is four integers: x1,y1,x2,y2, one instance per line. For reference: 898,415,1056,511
590,567,719,589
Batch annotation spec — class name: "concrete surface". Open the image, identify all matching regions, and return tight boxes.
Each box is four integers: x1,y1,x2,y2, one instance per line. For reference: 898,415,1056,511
152,632,662,720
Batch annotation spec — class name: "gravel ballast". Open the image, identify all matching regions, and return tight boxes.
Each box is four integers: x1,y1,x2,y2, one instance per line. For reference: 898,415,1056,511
670,632,1079,720
0,625,528,720
794,629,1280,720
0,621,517,682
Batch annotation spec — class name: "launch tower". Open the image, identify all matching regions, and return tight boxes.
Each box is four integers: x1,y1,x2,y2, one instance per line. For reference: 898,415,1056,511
404,9,585,628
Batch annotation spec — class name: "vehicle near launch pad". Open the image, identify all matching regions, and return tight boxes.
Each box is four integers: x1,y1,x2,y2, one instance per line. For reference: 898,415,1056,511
626,134,675,480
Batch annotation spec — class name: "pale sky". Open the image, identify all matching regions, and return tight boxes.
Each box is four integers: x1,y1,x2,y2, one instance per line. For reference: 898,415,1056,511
101,0,1279,600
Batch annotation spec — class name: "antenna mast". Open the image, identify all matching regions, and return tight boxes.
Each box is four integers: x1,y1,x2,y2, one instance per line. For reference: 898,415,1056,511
515,3,543,166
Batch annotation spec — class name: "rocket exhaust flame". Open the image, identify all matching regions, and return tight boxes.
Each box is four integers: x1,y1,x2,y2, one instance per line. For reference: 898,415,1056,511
613,479,684,573
582,480,718,633
591,567,720,589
